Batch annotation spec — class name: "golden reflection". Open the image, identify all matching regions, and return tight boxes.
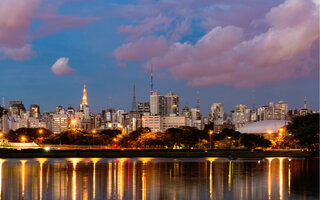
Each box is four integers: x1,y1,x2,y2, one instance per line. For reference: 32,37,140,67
228,161,232,191
206,157,218,162
118,160,124,200
0,159,6,200
288,160,291,197
279,158,284,200
108,162,112,199
20,160,27,199
37,158,47,200
67,158,83,200
133,162,136,200
142,162,147,200
209,160,213,200
90,158,101,200
267,158,273,200
138,157,154,163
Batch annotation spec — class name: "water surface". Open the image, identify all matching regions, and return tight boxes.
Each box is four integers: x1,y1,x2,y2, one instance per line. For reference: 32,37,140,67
0,157,318,200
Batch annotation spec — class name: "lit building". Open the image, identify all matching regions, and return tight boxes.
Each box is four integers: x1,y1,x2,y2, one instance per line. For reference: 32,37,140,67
232,104,251,129
142,115,186,132
209,103,224,125
257,100,288,121
8,100,26,117
164,92,179,116
29,104,40,118
79,84,90,120
150,92,165,116
190,108,203,129
51,114,68,134
138,102,150,113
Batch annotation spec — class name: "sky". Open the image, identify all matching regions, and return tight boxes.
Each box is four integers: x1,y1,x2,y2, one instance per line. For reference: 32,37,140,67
0,0,319,116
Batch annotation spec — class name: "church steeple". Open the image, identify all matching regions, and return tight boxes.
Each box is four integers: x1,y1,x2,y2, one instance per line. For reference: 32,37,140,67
82,84,88,105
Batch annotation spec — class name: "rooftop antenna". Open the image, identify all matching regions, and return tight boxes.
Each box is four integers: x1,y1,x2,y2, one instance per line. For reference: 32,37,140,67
2,97,4,108
252,89,256,112
150,64,154,95
131,83,137,111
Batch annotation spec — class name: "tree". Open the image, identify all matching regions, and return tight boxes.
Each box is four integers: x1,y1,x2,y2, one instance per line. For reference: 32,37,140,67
287,114,319,149
240,134,271,149
6,128,53,143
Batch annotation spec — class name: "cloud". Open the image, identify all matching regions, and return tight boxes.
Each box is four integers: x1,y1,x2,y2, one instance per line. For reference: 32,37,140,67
51,57,76,75
0,44,34,61
0,0,98,61
114,36,169,61
115,0,319,88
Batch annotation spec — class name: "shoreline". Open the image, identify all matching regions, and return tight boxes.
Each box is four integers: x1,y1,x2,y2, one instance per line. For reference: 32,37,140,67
0,149,318,158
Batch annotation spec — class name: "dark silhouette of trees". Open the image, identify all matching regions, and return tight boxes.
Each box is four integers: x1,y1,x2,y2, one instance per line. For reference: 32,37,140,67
287,114,319,149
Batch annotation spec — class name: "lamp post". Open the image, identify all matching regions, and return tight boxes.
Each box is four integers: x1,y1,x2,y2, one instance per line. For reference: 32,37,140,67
209,130,213,149
71,119,77,129
38,129,44,146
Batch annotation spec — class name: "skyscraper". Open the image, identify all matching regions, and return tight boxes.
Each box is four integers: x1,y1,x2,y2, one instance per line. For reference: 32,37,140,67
165,92,179,116
79,84,90,119
150,92,165,115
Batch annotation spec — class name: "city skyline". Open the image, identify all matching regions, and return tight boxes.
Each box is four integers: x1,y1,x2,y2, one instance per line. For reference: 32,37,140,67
0,0,318,116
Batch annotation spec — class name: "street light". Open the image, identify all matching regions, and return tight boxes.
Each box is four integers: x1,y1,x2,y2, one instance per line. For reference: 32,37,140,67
21,136,26,143
71,119,77,129
39,129,43,134
0,132,3,138
209,130,213,149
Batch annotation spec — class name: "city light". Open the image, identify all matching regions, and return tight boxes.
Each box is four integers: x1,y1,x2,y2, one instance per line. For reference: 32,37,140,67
92,129,97,134
39,129,43,134
0,132,3,138
20,136,26,143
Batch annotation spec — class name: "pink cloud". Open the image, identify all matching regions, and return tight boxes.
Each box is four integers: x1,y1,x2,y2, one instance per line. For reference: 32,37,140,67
0,44,34,61
114,36,169,61
0,0,98,61
51,57,76,75
140,0,319,88
117,14,172,36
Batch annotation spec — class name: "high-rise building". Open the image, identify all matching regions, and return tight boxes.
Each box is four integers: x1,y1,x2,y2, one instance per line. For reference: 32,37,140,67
209,103,224,125
79,84,90,119
51,114,68,134
138,102,150,113
150,92,165,115
164,92,179,116
8,100,26,117
29,104,40,118
232,104,251,129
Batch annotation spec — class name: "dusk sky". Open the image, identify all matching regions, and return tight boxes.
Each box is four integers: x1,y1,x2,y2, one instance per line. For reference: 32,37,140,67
0,0,319,115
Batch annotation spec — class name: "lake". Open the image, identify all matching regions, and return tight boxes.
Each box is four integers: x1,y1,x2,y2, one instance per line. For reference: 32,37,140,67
0,157,318,200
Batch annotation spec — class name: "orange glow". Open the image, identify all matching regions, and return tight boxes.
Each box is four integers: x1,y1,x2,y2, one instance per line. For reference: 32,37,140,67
20,160,27,199
206,157,218,163
0,159,6,200
91,158,101,200
209,130,213,135
138,158,154,163
267,158,273,200
37,158,47,200
67,158,83,200
20,136,26,143
71,119,77,125
279,158,284,200
92,129,97,134
39,129,43,134
0,132,3,138
267,130,272,134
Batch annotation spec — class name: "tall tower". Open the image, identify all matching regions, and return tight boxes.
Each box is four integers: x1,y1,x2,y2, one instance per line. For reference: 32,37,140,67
304,96,307,109
150,65,154,95
131,84,137,111
82,84,88,105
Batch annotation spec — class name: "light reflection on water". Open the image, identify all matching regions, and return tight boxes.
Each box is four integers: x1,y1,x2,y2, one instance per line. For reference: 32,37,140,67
0,157,318,200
